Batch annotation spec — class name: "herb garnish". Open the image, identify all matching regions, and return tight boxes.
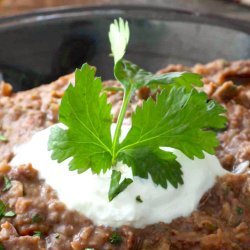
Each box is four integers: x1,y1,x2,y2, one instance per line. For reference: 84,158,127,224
2,176,11,192
136,195,143,203
4,211,16,217
109,232,122,245
0,201,5,217
33,231,42,238
0,135,7,142
236,206,244,215
32,213,43,223
0,200,16,219
48,18,226,201
0,243,4,250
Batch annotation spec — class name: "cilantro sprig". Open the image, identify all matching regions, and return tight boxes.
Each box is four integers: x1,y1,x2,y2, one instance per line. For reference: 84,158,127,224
49,18,226,201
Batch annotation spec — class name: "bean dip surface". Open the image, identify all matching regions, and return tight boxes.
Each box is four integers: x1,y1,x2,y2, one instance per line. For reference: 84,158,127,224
0,59,249,249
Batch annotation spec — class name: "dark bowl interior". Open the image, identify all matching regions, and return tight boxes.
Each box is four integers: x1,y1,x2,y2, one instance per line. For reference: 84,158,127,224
0,5,249,91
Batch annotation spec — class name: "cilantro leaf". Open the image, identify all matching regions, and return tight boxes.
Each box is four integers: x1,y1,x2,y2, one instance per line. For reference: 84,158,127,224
114,59,203,90
118,148,183,188
108,170,133,201
109,18,130,64
118,87,226,160
49,63,113,174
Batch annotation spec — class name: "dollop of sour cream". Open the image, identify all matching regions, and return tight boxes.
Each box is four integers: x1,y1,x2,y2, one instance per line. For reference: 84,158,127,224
11,124,228,228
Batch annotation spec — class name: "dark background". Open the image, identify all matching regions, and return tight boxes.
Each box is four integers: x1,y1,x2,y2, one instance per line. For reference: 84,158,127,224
0,0,249,90
0,0,250,22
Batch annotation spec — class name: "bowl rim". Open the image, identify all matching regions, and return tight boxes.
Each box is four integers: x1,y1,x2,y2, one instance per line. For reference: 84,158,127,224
0,5,249,34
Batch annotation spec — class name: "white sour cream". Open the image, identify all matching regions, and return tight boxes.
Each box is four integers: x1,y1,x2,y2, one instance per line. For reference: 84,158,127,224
11,124,228,228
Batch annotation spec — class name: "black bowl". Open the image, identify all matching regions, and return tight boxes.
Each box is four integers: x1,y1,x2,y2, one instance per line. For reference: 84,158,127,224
0,5,249,90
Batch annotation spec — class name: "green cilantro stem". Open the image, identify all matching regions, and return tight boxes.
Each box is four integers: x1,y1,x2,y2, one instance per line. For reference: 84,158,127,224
112,85,133,165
